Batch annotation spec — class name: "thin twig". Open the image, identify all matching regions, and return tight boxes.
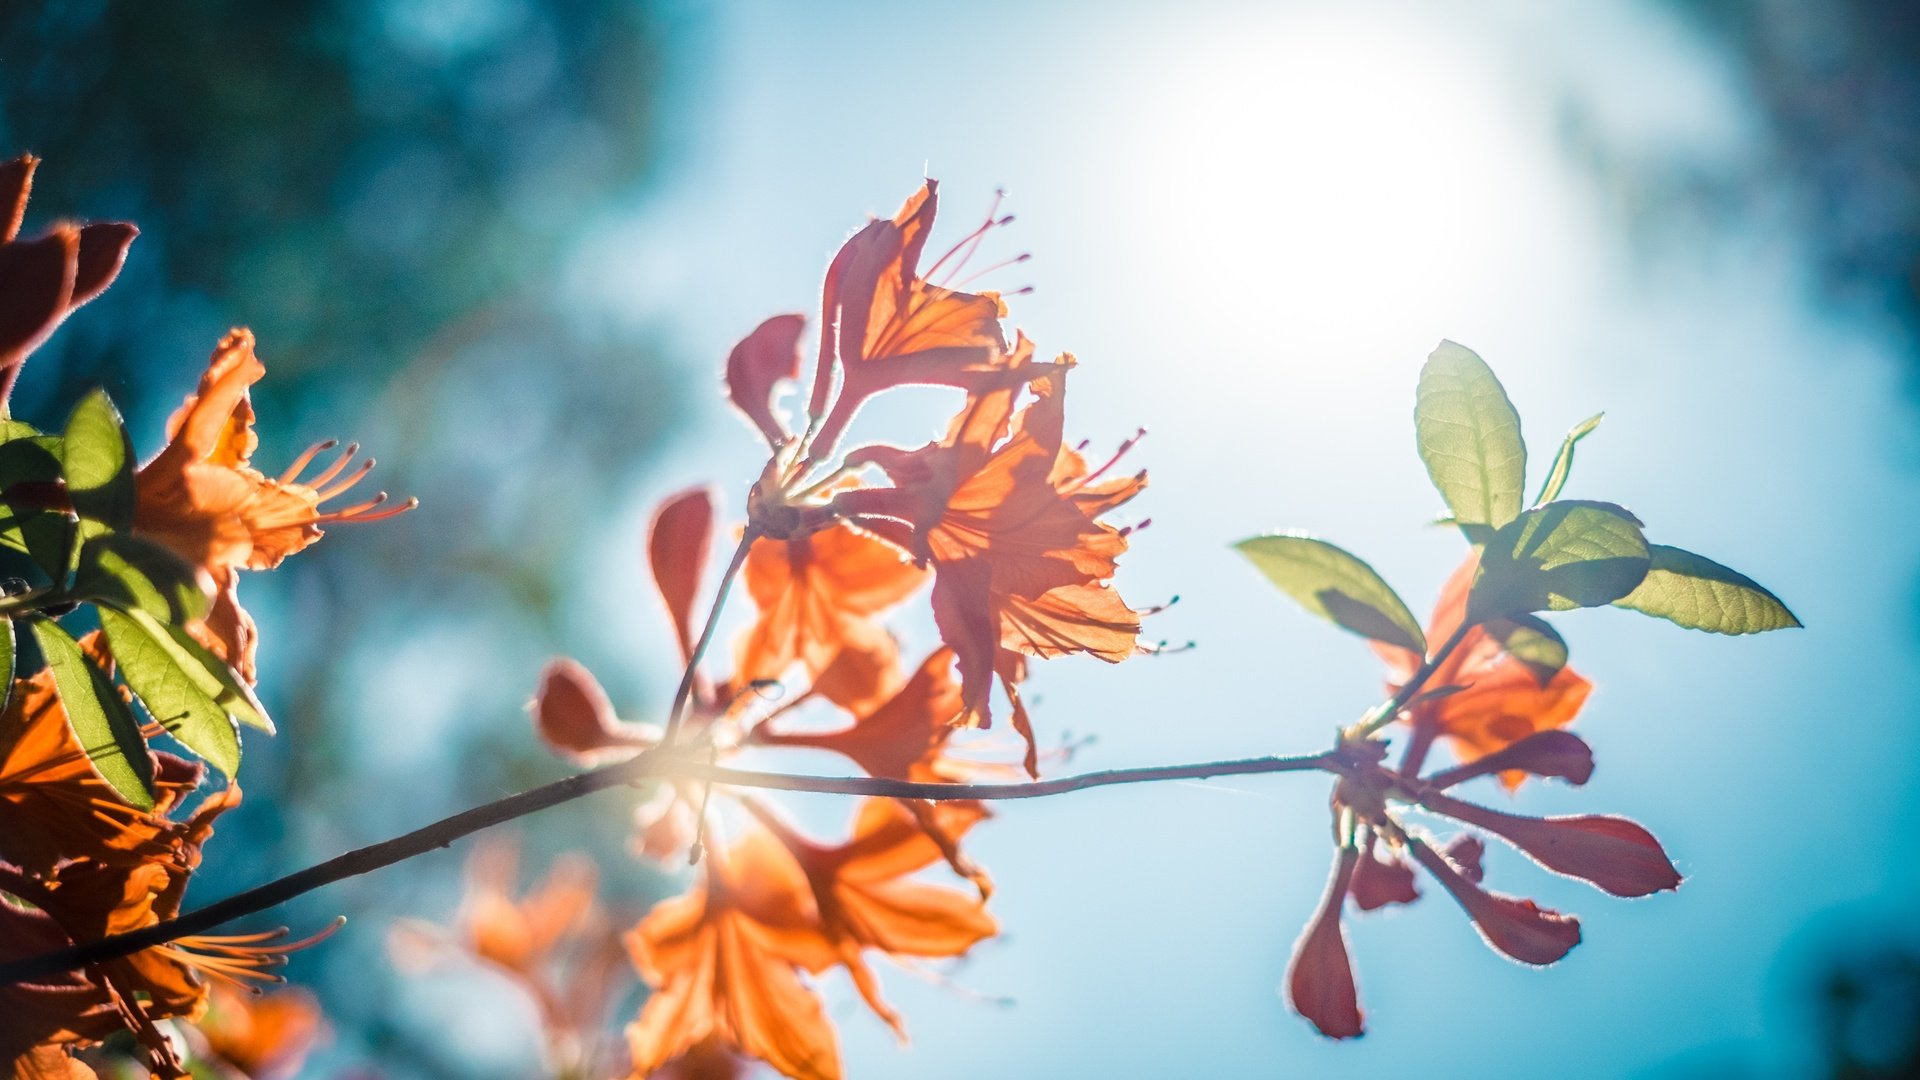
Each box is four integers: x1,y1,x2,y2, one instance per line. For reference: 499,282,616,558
662,529,756,743
0,748,1337,982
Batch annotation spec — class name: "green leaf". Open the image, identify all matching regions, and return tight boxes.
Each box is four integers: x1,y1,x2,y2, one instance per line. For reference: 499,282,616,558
0,419,39,444
0,437,72,590
1613,544,1801,635
62,389,136,533
73,534,209,624
0,617,15,720
1415,340,1527,535
29,617,153,809
99,606,241,777
1234,534,1427,654
120,606,273,734
1532,412,1604,507
1469,500,1652,619
1484,614,1569,686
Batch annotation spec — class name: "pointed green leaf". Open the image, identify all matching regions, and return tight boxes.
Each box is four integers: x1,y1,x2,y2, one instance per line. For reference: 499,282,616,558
0,437,72,590
1234,534,1427,654
0,419,39,444
1469,500,1651,619
62,389,135,533
1415,340,1527,535
121,606,272,734
73,534,210,624
100,606,240,777
29,617,153,809
0,617,15,720
1613,544,1801,635
1484,614,1569,686
1532,412,1604,507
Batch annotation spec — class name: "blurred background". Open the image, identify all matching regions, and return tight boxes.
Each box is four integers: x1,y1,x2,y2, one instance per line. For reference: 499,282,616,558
4,0,1919,1076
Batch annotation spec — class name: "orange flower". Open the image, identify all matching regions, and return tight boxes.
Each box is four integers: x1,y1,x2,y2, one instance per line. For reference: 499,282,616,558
0,634,205,873
1374,555,1592,787
735,522,926,713
0,155,136,383
626,830,842,1080
627,801,994,1080
192,984,326,1080
800,181,1022,459
390,838,630,1077
133,328,414,683
835,356,1145,772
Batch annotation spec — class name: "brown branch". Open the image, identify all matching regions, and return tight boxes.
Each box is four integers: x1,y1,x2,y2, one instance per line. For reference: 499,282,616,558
0,747,1338,983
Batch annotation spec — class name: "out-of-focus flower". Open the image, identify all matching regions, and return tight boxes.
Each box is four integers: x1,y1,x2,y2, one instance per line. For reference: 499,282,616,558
191,983,326,1080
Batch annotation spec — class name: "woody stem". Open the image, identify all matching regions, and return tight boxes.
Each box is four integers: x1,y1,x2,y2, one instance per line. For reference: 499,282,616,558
1351,621,1475,740
0,747,1340,983
662,529,757,744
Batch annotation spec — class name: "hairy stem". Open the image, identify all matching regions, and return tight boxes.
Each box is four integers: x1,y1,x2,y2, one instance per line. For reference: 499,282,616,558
0,747,1337,983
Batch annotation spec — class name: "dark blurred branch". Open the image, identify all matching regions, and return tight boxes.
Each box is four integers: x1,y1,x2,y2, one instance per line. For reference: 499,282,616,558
0,746,1338,982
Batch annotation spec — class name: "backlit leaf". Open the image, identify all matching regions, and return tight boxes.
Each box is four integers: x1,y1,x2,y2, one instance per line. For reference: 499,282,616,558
1234,534,1426,654
61,389,134,533
1485,614,1569,686
1415,341,1526,535
1613,544,1800,635
1469,500,1651,619
73,533,209,624
100,606,240,777
121,606,273,734
1532,413,1603,507
29,617,153,809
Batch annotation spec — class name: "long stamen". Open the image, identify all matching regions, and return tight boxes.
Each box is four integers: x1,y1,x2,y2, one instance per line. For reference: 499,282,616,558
951,251,1031,289
277,439,338,484
1078,429,1148,488
302,443,361,490
315,457,377,501
924,191,1008,282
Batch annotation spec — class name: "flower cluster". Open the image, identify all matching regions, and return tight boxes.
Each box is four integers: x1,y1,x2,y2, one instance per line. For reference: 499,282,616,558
529,182,1152,1079
0,156,408,1078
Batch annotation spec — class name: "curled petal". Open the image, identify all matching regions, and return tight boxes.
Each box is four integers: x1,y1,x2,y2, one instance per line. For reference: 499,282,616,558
1409,839,1581,966
726,314,806,447
0,226,76,367
1424,730,1596,790
1445,834,1486,884
1287,848,1364,1039
1422,791,1682,898
649,487,718,662
531,657,657,764
70,222,137,310
1349,846,1419,912
0,155,34,242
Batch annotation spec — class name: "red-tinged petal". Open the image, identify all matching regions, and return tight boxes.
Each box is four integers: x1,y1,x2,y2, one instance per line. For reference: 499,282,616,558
1422,791,1682,897
1445,835,1486,884
726,314,805,447
0,226,76,367
1409,839,1581,966
1424,730,1596,789
0,155,35,242
1287,848,1364,1039
70,222,136,309
531,657,657,764
1350,847,1419,912
649,487,717,662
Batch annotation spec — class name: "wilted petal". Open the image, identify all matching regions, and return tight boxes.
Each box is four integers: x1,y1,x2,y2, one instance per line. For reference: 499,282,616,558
531,657,657,764
649,487,718,661
1445,835,1486,884
1409,839,1581,966
726,314,806,447
1424,730,1596,789
1287,848,1364,1039
1422,791,1682,898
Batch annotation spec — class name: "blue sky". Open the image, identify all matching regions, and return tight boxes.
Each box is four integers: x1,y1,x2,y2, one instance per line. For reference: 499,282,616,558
495,1,1920,1075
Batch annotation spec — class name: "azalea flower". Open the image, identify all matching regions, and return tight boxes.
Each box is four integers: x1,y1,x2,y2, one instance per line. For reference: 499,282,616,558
1372,554,1592,786
133,328,415,683
191,984,327,1080
0,633,205,873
